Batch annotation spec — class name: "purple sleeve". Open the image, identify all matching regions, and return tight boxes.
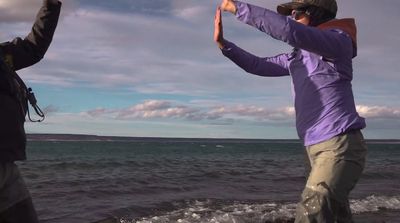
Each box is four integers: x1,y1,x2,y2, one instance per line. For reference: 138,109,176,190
234,1,352,59
221,40,290,77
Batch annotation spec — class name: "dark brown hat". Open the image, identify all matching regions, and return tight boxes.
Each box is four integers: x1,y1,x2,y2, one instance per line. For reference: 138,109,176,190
277,0,337,16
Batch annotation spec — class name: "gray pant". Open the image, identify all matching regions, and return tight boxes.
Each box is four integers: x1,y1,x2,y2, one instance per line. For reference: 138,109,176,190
295,130,367,223
0,163,38,223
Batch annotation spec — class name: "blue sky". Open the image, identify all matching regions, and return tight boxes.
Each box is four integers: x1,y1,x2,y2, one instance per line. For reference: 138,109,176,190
1,0,399,139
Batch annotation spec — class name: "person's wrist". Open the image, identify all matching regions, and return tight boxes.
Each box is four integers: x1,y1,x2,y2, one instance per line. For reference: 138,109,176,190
231,1,238,14
225,1,236,14
217,39,227,50
221,0,237,14
217,42,225,49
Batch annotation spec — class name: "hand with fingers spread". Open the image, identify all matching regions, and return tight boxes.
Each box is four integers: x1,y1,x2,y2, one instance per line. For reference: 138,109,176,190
214,7,225,49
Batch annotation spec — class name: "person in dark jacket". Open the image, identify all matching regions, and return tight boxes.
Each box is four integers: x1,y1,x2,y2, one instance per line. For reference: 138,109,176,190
0,0,61,222
214,0,367,222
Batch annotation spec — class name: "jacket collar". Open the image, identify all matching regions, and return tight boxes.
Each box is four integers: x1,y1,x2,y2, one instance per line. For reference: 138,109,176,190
318,18,357,57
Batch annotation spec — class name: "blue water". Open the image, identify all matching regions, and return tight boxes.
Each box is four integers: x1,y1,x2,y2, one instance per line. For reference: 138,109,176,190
17,139,400,223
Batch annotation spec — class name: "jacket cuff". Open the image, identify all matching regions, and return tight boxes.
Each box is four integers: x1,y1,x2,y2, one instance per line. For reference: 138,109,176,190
220,40,234,52
233,1,243,16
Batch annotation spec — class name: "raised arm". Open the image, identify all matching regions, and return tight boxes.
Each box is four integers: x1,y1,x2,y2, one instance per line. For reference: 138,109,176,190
214,6,289,77
2,0,62,71
232,1,353,59
222,40,290,77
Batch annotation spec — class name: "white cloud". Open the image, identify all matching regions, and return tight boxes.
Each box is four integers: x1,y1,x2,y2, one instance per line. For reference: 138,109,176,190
85,100,217,121
209,105,295,121
83,101,400,127
83,100,295,123
174,5,208,22
0,0,76,22
0,0,42,22
42,105,59,115
357,105,400,119
26,102,400,139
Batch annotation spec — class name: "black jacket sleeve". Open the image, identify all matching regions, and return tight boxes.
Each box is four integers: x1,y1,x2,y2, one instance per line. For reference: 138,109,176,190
7,0,62,71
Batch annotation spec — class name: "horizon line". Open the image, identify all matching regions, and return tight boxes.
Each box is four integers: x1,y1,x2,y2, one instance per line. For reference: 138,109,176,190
26,133,400,142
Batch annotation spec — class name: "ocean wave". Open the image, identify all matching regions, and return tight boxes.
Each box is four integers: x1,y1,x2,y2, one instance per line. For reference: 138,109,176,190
351,195,400,214
128,195,400,223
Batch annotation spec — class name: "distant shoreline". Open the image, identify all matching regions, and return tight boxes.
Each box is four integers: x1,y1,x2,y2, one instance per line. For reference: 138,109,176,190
26,134,400,144
26,133,301,143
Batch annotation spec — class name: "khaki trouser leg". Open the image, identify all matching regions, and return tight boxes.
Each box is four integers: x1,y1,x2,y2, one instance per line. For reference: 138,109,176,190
295,131,367,223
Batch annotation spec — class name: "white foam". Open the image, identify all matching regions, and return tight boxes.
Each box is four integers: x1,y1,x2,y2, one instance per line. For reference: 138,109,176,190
132,195,400,223
350,195,400,214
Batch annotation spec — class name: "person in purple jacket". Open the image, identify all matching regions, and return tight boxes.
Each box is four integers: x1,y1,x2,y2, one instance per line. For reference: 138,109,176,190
214,0,367,222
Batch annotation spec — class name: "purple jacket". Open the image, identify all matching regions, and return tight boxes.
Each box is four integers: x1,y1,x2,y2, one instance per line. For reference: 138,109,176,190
221,1,365,146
